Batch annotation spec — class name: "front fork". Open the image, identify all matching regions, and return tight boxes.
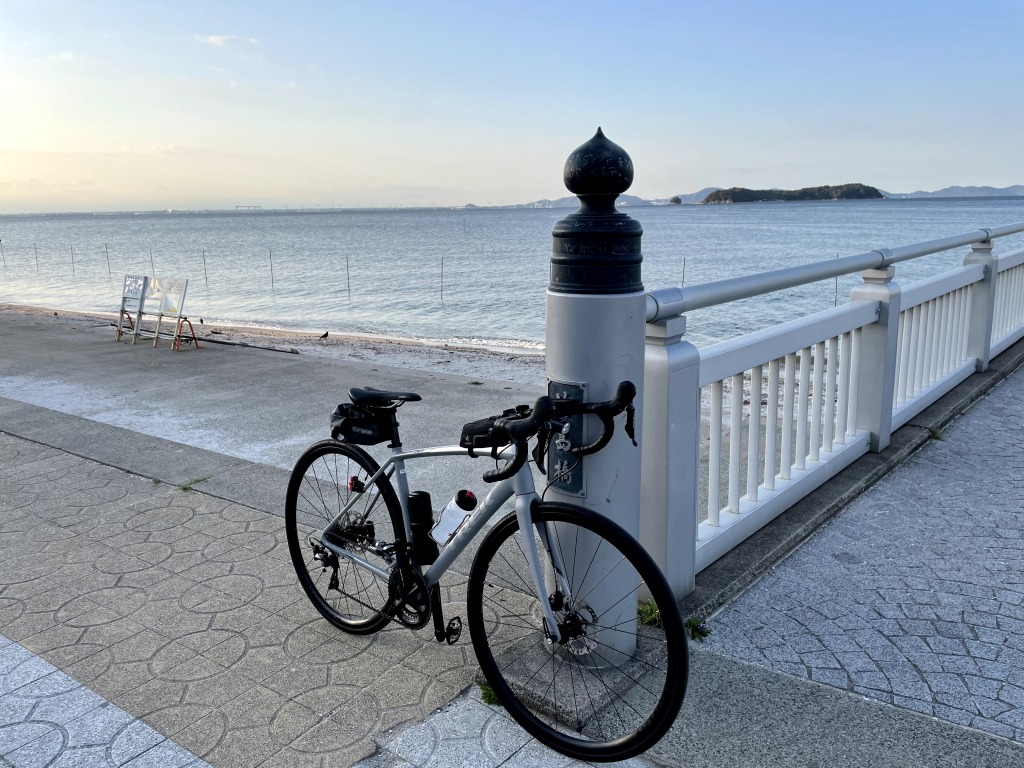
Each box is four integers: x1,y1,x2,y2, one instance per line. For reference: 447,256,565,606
514,496,569,645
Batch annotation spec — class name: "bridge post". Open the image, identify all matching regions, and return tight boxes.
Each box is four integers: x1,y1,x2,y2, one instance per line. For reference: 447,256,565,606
546,129,647,654
851,266,901,452
546,128,645,536
964,239,997,372
641,316,700,597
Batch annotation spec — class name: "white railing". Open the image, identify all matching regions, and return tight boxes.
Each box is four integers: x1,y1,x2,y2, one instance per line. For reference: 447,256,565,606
640,224,1024,598
992,248,1024,356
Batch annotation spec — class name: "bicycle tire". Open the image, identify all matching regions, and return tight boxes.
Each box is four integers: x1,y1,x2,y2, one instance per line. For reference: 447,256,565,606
466,502,687,762
285,440,404,634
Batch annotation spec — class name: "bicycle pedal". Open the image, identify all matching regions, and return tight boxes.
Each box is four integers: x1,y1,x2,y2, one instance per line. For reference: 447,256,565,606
445,616,462,645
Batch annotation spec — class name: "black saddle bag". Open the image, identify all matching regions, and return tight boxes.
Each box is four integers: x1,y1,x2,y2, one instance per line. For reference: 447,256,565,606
331,403,394,445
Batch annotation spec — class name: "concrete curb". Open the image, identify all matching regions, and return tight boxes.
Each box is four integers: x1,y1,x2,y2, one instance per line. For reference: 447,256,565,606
680,334,1024,623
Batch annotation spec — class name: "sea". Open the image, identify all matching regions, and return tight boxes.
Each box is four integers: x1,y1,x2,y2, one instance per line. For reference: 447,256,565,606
1,198,1023,349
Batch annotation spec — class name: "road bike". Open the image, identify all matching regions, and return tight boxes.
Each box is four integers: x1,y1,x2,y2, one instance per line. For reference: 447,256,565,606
285,381,687,762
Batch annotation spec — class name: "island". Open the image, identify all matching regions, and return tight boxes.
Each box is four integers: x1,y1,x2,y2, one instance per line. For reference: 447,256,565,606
702,184,883,204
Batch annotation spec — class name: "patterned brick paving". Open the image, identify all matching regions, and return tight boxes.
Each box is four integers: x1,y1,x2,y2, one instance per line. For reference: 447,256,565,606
708,374,1024,742
0,434,474,767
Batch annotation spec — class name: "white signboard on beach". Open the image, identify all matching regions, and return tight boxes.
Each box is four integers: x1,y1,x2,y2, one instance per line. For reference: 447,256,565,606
150,277,188,316
121,274,147,312
116,274,149,341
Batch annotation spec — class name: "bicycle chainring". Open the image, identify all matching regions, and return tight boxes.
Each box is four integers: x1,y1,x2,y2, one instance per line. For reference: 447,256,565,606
388,567,431,629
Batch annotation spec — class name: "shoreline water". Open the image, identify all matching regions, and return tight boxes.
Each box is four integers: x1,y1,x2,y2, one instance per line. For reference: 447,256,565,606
0,303,547,385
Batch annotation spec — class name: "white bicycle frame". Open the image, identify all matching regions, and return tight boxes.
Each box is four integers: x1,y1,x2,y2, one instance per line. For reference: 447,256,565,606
317,442,571,643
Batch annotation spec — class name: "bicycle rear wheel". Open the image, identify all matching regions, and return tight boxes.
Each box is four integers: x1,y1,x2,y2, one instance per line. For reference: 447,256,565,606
285,440,404,634
466,502,687,762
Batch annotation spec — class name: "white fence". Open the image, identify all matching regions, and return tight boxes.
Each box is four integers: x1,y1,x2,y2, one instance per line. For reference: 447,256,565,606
640,224,1024,598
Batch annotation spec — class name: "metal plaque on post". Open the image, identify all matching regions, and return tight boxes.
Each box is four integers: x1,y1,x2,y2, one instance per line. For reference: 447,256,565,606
547,379,586,496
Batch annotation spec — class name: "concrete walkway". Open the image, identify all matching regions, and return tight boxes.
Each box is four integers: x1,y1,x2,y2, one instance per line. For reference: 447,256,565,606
2,312,1024,766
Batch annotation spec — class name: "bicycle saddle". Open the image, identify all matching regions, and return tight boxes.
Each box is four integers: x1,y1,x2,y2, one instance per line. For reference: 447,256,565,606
349,387,422,406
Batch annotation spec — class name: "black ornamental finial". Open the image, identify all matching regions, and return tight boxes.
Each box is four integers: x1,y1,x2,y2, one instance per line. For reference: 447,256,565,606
550,129,643,294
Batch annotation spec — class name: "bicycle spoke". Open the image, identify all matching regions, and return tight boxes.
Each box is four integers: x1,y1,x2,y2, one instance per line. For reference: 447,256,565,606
286,442,403,636
468,505,686,761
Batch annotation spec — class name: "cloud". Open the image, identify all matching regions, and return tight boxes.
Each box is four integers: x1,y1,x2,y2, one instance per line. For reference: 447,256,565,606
197,35,237,46
195,35,260,47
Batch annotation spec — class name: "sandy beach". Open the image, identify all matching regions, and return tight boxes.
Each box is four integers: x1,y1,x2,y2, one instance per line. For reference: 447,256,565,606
0,303,546,385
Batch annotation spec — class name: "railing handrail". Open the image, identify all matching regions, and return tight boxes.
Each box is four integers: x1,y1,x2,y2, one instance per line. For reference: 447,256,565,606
646,223,1024,322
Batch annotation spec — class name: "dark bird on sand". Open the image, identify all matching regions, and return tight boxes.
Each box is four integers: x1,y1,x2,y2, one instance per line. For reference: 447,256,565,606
320,331,329,339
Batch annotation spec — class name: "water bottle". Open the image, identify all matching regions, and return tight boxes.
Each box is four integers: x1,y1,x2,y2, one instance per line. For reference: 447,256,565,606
430,490,477,546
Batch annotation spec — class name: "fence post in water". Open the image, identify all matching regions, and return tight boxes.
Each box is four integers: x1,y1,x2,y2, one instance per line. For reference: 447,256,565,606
547,129,647,641
104,243,111,276
202,250,208,284
964,237,996,372
269,248,275,290
850,263,901,452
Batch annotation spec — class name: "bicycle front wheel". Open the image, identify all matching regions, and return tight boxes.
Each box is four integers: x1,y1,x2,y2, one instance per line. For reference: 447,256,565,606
466,502,687,763
285,440,404,634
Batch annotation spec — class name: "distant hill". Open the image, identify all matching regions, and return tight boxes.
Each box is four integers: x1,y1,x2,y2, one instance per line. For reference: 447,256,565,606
668,187,721,204
704,184,883,204
518,183,1021,209
881,185,1024,198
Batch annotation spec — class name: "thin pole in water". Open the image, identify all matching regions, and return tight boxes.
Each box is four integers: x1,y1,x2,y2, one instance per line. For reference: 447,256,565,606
150,249,155,275
104,243,111,276
0,239,5,267
346,254,351,297
834,254,839,307
202,250,208,284
681,256,686,286
269,248,275,290
33,243,38,272
440,255,445,304
71,245,75,276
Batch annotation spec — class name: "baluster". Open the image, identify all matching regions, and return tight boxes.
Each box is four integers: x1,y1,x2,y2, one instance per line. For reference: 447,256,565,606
708,382,723,526
836,332,851,442
823,337,838,453
913,304,927,393
847,329,861,437
895,310,909,406
810,341,825,462
747,365,762,501
764,358,780,490
728,373,743,512
781,353,796,479
795,347,811,470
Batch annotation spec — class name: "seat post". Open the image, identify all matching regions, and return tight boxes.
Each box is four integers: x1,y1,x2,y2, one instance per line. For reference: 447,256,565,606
386,410,403,449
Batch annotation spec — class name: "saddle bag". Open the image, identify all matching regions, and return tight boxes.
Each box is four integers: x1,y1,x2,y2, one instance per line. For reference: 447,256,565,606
331,403,395,445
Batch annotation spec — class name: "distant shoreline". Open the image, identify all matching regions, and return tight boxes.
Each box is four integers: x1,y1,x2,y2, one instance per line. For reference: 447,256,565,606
5,194,1024,219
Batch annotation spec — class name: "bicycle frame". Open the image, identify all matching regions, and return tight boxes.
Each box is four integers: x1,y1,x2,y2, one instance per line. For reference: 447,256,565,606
316,442,570,643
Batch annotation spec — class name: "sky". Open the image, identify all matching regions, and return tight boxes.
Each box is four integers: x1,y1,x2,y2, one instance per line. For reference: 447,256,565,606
1,0,1023,213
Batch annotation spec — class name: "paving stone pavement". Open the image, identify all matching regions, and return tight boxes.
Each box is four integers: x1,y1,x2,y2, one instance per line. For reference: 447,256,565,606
0,634,211,767
707,370,1024,743
0,433,477,767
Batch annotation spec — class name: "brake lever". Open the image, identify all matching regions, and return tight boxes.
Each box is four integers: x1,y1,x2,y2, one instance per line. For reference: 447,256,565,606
532,426,549,475
624,404,638,447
